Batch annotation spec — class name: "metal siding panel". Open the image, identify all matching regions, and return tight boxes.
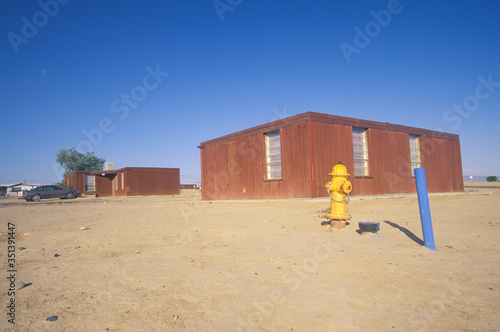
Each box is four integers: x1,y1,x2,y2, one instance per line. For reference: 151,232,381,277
308,120,316,197
312,122,355,197
201,144,229,199
201,123,311,199
367,129,414,195
442,140,464,192
122,168,180,196
65,173,87,194
451,140,464,191
115,172,126,197
200,114,463,199
225,139,246,199
222,134,265,199
419,137,463,193
281,122,311,198
95,175,113,197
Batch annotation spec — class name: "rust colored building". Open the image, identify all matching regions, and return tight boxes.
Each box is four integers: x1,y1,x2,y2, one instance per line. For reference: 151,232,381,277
198,112,464,200
65,167,180,197
180,184,198,189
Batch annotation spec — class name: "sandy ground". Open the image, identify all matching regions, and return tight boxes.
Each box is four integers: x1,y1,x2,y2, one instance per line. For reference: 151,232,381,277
1,182,499,331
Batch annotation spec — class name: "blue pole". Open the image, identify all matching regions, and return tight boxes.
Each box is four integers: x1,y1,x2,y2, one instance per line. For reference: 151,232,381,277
414,167,436,250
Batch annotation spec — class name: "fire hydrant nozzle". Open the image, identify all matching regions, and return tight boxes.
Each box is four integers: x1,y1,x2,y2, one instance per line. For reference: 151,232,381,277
325,162,352,222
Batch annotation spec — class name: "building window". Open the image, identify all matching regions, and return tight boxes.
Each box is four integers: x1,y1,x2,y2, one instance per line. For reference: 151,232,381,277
85,174,95,192
353,128,369,176
265,130,282,180
409,135,421,176
121,173,125,190
114,175,118,191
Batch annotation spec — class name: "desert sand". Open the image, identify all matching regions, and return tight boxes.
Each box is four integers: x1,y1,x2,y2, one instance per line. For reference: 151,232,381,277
1,182,499,331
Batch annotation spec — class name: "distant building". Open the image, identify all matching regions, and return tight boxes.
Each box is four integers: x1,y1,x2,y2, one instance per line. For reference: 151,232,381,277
198,112,464,200
65,167,180,197
180,184,198,189
0,183,39,196
9,184,39,196
0,183,22,196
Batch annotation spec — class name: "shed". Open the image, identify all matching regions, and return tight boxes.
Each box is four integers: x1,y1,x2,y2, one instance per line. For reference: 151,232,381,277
65,167,180,197
198,112,463,200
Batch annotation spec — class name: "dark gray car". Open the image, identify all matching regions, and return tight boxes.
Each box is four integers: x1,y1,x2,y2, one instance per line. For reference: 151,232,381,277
25,185,80,202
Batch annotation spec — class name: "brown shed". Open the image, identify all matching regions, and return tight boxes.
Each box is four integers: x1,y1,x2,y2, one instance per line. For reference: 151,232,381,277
198,112,464,200
65,167,180,197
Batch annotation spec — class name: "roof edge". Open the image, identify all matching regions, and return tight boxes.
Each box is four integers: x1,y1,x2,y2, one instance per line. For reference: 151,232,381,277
198,111,459,149
66,167,180,177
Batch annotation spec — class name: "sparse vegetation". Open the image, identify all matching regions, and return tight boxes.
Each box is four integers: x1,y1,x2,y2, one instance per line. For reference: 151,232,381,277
56,148,105,177
486,176,498,182
54,181,68,189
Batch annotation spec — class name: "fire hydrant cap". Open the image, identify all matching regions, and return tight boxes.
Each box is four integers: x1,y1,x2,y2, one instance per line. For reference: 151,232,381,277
329,163,350,177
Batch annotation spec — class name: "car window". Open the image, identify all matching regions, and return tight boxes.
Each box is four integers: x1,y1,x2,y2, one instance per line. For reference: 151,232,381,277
35,187,45,191
46,186,55,191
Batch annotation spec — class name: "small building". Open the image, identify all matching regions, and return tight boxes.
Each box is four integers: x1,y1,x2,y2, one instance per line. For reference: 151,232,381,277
65,167,180,197
0,183,22,196
180,184,198,189
0,183,39,196
9,183,39,196
198,112,464,200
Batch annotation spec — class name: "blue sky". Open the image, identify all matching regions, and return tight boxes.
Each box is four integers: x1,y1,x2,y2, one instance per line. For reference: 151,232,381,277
1,0,499,185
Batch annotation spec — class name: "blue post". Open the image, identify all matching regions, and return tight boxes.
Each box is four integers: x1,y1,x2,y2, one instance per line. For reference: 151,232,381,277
414,167,436,250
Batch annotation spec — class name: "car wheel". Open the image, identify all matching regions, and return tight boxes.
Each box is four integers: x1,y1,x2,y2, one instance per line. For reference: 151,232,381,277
31,195,41,202
66,192,75,199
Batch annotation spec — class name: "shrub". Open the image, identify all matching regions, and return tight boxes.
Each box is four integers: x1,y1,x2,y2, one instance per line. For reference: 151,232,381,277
486,176,497,182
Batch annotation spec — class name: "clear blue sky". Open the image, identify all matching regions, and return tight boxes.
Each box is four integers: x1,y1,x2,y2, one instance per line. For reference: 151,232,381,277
1,0,499,185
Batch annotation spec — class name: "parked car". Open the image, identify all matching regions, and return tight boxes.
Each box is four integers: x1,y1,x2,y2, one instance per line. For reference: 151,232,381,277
25,185,80,202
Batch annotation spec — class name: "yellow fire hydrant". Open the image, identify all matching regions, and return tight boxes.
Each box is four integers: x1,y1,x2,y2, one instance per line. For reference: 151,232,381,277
325,162,352,229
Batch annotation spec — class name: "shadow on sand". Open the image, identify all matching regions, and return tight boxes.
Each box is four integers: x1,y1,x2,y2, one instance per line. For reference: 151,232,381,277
383,220,424,246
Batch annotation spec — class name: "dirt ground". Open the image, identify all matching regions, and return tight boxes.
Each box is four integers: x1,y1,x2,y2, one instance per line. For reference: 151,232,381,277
1,182,499,331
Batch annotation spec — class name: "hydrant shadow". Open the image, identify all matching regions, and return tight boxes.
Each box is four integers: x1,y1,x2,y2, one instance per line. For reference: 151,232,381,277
383,220,424,246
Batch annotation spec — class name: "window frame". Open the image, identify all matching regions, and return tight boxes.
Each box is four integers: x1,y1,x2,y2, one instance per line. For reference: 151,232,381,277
85,174,95,192
409,134,421,177
352,127,370,177
264,130,283,180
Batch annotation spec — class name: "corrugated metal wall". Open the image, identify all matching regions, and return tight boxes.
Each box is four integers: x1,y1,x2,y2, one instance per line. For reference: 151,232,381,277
66,173,85,193
95,175,113,197
311,122,355,197
200,114,464,200
200,123,312,200
65,168,180,197
125,168,180,196
420,136,464,192
112,172,127,197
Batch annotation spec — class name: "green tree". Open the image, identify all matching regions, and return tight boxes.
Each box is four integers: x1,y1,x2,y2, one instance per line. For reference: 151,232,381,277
486,176,497,182
56,148,105,177
54,180,68,189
